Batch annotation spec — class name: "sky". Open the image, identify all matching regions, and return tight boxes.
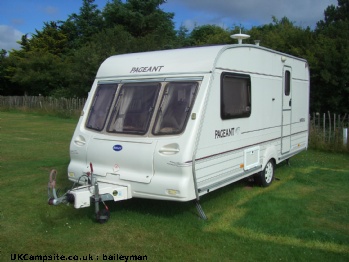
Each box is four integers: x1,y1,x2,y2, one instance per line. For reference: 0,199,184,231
0,0,338,52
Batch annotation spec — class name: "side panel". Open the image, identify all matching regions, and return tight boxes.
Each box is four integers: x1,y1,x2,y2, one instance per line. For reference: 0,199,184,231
281,63,309,160
289,78,309,153
193,48,309,196
194,69,282,194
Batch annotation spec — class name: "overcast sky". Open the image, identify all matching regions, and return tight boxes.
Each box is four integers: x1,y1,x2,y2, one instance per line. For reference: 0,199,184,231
0,0,338,52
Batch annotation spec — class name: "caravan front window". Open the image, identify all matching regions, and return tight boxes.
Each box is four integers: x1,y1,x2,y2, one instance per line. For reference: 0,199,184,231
86,83,118,131
107,83,160,134
153,82,198,135
221,73,251,119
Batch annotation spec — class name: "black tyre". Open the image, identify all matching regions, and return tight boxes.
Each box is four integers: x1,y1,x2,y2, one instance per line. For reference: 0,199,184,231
256,160,275,187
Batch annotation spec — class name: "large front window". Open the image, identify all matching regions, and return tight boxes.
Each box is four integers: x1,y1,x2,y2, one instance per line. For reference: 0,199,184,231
85,81,198,135
86,83,118,131
107,83,160,134
153,82,198,135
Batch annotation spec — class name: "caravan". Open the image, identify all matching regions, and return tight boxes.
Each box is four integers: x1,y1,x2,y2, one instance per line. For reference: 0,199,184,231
49,37,310,222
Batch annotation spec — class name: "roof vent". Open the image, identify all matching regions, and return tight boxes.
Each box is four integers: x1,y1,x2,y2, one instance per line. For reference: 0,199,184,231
231,30,250,44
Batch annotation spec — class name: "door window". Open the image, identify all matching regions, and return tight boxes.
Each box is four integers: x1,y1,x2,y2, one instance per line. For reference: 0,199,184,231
285,70,291,96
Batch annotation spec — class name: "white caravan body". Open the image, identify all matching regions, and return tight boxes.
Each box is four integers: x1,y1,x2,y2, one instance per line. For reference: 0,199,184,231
67,44,309,207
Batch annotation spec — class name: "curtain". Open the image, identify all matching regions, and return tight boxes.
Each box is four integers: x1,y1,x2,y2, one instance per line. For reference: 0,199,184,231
114,87,135,131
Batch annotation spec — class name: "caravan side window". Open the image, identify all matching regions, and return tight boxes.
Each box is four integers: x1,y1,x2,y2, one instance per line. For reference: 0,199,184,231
86,83,118,131
221,73,251,119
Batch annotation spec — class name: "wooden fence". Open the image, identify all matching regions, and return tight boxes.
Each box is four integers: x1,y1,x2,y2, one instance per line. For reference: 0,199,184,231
0,96,87,112
310,112,348,147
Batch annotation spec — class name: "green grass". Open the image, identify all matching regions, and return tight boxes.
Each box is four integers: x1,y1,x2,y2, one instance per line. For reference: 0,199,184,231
1,111,348,261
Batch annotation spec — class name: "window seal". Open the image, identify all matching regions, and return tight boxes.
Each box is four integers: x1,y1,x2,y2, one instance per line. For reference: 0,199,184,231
220,72,251,120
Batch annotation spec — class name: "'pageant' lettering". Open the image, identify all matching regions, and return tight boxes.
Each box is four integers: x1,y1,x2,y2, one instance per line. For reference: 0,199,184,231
130,66,164,73
215,128,235,139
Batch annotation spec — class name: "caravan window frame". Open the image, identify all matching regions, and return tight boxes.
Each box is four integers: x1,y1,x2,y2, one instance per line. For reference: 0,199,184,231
85,83,119,131
106,82,161,135
152,81,198,136
220,73,251,120
284,70,291,96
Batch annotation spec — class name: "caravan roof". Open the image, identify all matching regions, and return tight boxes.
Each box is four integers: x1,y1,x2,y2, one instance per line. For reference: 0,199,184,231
96,45,225,78
96,44,308,80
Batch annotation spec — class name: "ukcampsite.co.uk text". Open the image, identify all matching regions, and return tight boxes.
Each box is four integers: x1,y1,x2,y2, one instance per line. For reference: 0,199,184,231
10,253,148,261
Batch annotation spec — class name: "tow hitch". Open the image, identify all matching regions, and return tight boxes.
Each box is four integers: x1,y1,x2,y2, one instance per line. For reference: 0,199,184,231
47,169,75,206
47,164,128,223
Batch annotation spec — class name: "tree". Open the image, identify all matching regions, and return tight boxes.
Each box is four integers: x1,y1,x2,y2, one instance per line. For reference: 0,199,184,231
311,0,349,113
60,0,103,49
247,17,314,57
65,26,134,97
102,0,176,49
6,49,70,96
4,21,71,96
189,25,231,46
175,25,192,47
316,0,349,29
29,22,68,56
0,50,11,95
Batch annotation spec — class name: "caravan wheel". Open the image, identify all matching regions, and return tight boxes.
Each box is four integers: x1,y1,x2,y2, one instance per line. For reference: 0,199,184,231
256,160,275,187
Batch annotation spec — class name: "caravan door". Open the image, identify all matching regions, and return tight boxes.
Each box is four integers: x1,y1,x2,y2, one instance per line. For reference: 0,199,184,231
281,67,292,154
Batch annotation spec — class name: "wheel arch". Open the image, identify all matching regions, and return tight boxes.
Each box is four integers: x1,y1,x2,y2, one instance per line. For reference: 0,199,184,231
261,145,278,170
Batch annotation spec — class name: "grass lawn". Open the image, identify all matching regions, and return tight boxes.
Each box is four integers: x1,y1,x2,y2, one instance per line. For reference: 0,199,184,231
0,111,348,261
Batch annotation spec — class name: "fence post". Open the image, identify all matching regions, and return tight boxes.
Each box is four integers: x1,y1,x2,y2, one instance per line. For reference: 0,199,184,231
313,112,315,128
328,111,331,142
318,113,320,130
333,113,335,141
323,113,326,142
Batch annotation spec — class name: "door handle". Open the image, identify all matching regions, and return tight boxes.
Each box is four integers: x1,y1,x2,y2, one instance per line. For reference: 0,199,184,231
159,143,180,155
289,99,292,107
